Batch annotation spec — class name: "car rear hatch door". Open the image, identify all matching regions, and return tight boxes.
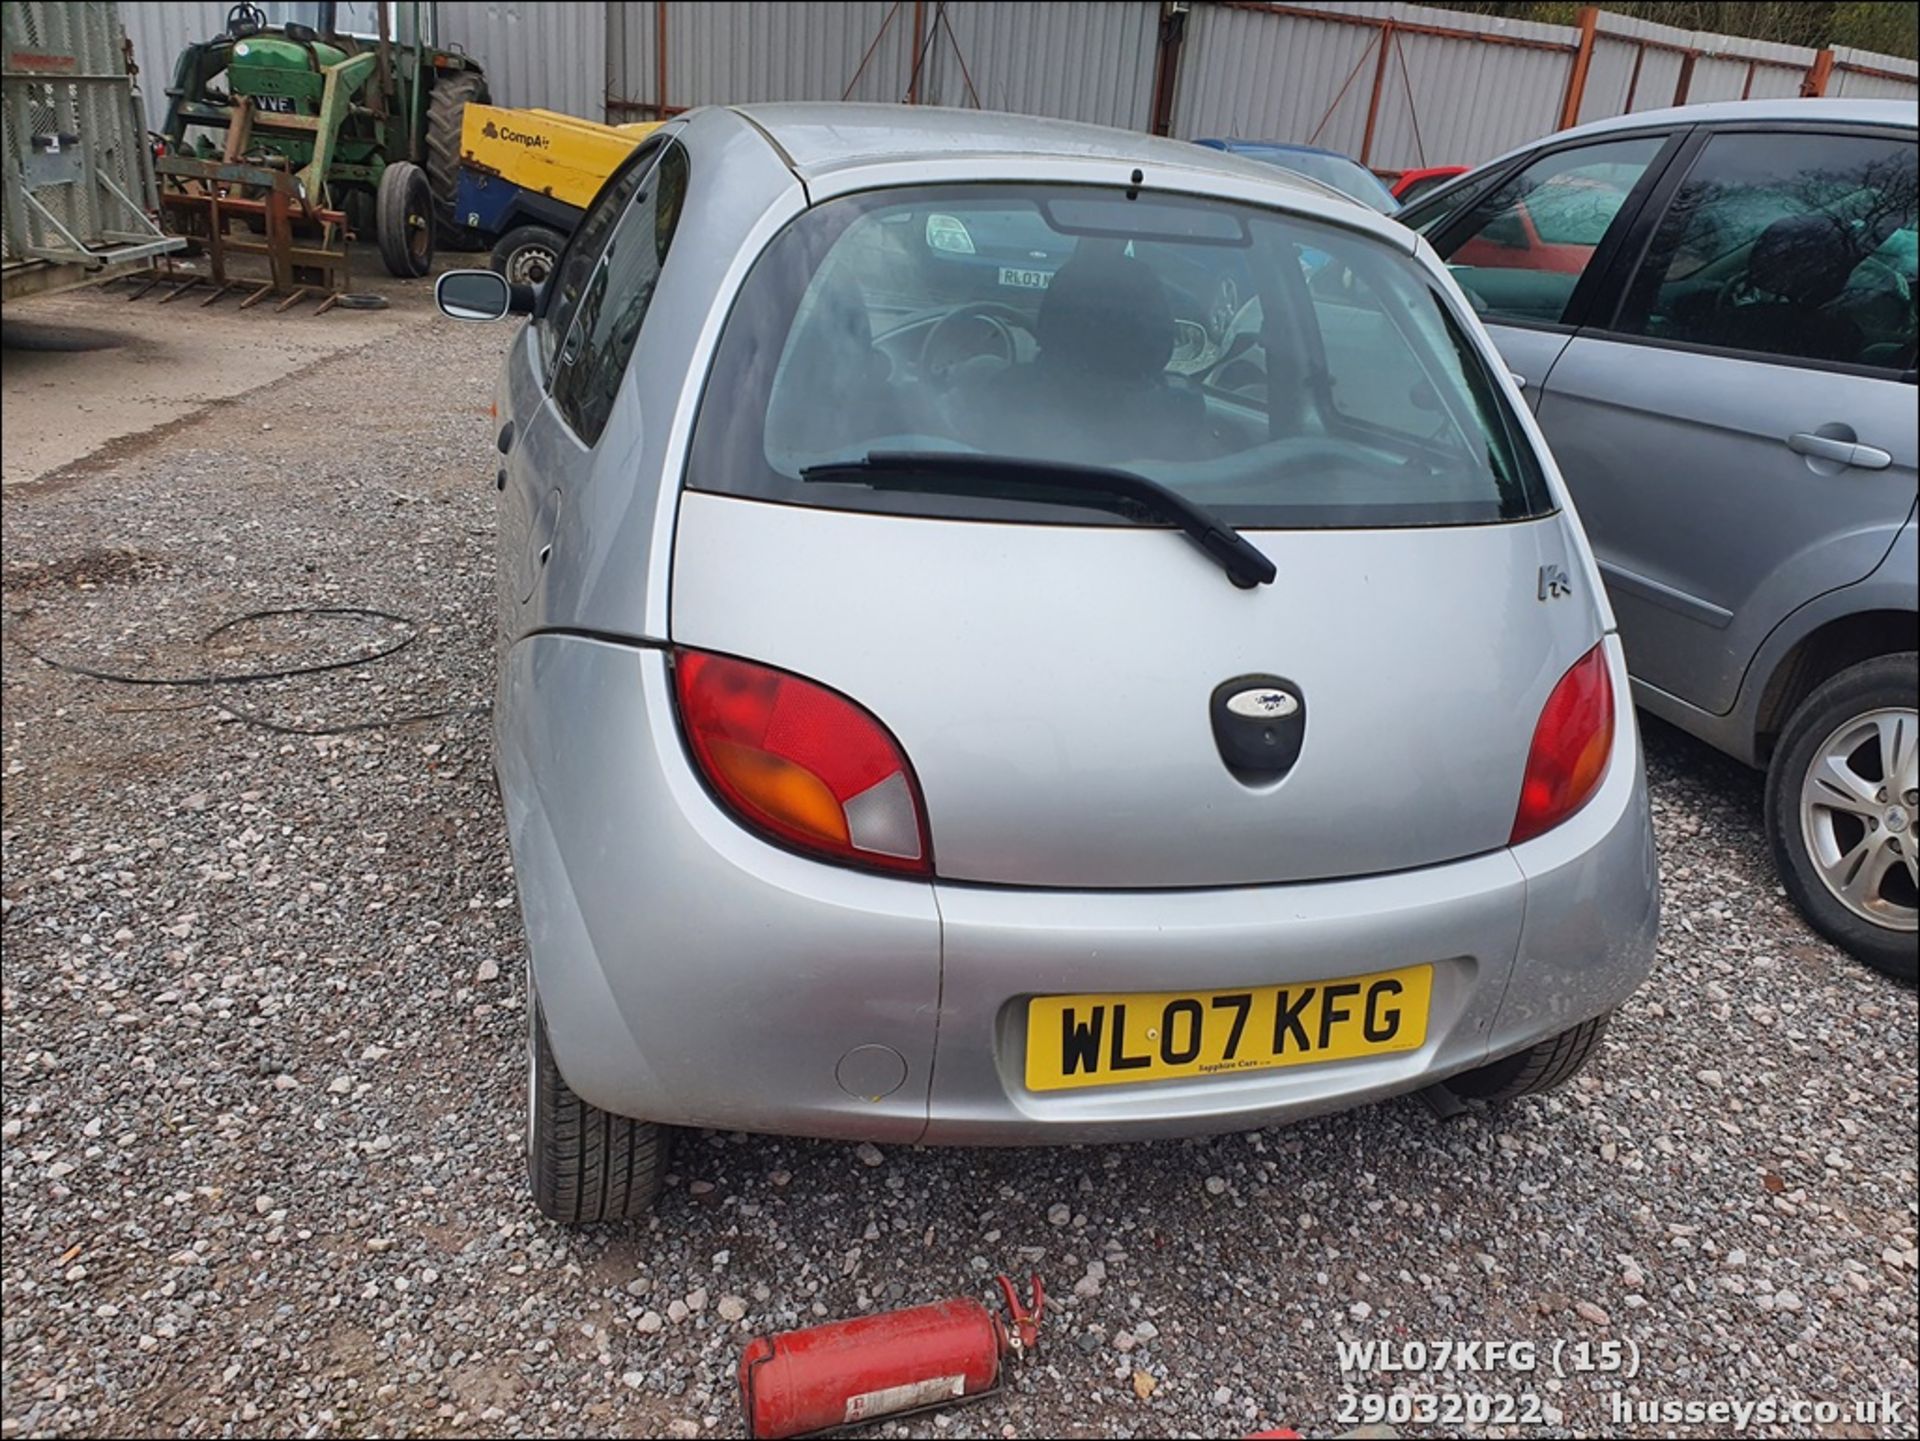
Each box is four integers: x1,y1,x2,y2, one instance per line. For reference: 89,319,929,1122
670,496,1600,888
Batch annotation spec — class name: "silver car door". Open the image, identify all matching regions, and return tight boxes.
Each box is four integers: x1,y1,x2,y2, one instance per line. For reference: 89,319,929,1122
499,136,668,643
1533,125,1919,715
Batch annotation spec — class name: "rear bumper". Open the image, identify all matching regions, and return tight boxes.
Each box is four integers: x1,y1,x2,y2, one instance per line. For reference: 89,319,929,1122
498,635,1656,1144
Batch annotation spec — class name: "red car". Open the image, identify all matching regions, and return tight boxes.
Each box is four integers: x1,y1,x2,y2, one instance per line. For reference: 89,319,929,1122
1390,165,1467,205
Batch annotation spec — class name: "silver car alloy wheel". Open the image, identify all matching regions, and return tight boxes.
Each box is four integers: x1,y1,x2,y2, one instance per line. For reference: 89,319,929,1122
1800,706,1919,931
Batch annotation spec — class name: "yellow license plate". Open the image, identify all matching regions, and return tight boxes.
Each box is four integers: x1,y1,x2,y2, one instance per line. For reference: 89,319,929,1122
1024,964,1433,1092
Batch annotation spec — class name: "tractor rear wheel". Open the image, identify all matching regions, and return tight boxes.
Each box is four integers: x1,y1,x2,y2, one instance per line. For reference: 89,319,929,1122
376,161,434,279
426,69,490,246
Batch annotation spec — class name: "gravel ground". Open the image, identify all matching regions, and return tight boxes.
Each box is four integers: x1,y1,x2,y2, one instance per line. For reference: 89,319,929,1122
3,290,1916,1440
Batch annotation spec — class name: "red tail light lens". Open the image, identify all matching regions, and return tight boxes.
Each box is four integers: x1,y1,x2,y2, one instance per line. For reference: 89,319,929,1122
1510,642,1615,846
672,649,932,876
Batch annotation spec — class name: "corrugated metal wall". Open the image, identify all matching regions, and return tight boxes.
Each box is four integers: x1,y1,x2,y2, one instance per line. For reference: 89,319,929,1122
1172,1,1579,171
102,2,1920,155
1173,3,1378,155
606,1,1155,123
1830,45,1920,100
656,2,912,109
118,0,225,129
1368,5,1577,171
439,1,604,116
920,1,1159,129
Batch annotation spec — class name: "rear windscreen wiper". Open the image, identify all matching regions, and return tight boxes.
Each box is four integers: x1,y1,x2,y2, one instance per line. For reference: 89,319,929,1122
800,451,1277,589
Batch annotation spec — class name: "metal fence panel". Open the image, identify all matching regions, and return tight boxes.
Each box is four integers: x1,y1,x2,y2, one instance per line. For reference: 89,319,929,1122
1375,26,1570,171
607,0,659,114
921,0,1158,129
1829,46,1920,100
439,1,606,118
656,1,912,111
117,0,225,129
1741,62,1811,101
1684,54,1749,103
1171,2,1379,154
1576,35,1635,124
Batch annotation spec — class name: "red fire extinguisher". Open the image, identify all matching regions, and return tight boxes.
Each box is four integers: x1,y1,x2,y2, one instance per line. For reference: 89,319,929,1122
739,1274,1045,1439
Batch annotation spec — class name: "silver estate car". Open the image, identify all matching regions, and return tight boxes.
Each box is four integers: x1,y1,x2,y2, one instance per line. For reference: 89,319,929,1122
1401,100,1918,979
436,104,1659,1223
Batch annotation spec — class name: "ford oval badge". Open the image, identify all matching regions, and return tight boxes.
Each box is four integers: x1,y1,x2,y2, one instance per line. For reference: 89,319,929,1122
1226,687,1299,720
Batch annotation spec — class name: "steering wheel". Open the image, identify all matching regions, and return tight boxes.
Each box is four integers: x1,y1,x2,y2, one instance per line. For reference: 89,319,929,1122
920,302,1031,389
226,3,266,38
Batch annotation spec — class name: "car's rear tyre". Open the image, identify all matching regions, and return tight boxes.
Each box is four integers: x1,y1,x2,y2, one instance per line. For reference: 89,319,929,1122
1764,652,1918,981
488,224,567,289
528,990,671,1222
1449,1013,1610,1101
375,161,434,279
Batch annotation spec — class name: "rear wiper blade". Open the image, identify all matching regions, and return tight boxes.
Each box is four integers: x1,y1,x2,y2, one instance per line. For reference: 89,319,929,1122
800,451,1276,589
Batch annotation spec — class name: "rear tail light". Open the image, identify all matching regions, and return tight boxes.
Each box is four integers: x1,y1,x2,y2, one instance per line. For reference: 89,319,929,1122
1510,642,1615,845
672,649,932,876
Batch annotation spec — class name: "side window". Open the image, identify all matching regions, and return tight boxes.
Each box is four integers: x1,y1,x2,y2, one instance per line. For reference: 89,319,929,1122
550,142,690,446
537,139,663,377
1612,131,1917,371
1432,137,1666,326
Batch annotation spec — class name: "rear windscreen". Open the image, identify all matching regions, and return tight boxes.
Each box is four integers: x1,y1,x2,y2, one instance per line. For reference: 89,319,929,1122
687,184,1553,530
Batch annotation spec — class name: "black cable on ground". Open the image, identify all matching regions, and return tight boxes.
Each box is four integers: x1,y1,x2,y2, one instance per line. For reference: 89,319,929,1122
32,606,419,687
30,604,484,737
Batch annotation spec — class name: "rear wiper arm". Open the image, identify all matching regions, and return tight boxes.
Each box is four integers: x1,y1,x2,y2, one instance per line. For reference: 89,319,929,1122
800,451,1276,589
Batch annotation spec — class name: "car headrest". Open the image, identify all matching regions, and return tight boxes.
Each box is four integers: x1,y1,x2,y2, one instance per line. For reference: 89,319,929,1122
1037,251,1176,381
1748,214,1856,308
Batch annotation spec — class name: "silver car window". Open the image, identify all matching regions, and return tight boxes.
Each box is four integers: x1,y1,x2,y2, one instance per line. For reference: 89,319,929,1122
688,185,1550,530
1612,131,1917,373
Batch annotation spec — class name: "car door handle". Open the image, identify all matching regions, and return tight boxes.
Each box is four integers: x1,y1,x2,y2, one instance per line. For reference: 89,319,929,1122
496,420,515,454
1788,431,1891,470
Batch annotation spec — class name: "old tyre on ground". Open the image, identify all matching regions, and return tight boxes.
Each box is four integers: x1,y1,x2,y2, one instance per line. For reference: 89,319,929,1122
489,224,567,289
426,70,490,244
1764,652,1919,981
1449,1013,1611,1102
528,988,672,1222
376,161,434,279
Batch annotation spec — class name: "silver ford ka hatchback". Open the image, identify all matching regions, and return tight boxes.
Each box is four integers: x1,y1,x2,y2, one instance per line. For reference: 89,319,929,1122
437,104,1660,1223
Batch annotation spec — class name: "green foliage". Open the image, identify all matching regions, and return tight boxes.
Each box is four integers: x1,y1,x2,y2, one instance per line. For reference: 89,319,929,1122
1425,2,1917,60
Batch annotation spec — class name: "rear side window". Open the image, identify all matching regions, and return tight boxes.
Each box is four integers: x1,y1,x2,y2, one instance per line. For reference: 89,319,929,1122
1431,137,1665,326
688,185,1550,530
537,138,662,377
1611,131,1917,371
551,142,689,444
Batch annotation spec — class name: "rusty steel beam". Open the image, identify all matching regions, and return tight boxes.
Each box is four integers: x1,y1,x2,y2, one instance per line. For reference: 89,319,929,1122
909,0,925,102
1147,1,1189,138
1358,20,1395,167
656,0,668,119
1558,6,1599,129
1802,48,1835,95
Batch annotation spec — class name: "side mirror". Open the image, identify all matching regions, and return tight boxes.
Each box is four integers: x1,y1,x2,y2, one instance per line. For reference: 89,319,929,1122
436,269,511,322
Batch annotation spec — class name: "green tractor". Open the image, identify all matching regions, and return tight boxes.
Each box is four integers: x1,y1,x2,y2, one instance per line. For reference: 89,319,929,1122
160,2,487,279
